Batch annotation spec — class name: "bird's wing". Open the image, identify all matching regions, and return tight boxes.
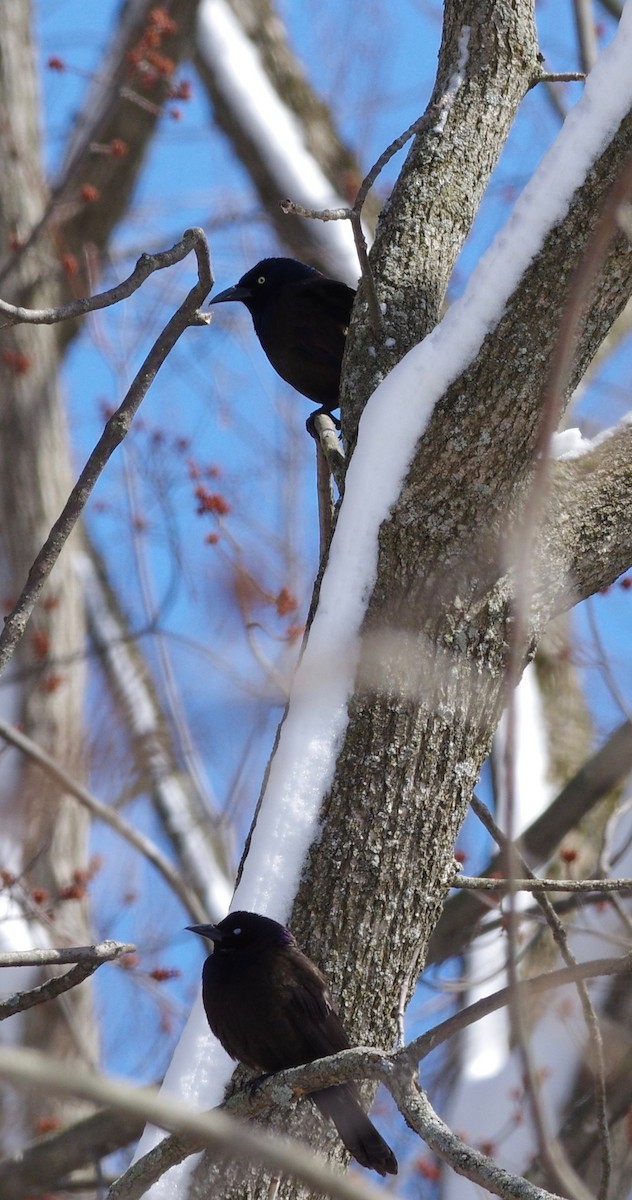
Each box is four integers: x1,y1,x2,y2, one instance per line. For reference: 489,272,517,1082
298,278,355,334
284,949,352,1058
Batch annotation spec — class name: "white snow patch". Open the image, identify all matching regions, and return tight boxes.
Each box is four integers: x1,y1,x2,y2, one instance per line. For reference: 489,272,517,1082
433,26,471,134
551,427,592,459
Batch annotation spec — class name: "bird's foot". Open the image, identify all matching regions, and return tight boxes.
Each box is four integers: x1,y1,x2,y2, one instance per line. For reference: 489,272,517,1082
306,408,341,438
243,1072,273,1097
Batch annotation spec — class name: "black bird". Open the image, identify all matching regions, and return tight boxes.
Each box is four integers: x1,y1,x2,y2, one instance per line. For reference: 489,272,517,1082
209,258,356,418
187,910,397,1176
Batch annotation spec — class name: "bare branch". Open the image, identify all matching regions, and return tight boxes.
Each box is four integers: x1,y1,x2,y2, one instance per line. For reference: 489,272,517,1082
0,940,134,968
391,1076,565,1200
0,941,135,1020
0,717,207,921
0,229,207,328
0,1046,388,1200
409,952,632,1064
0,228,212,678
454,874,632,892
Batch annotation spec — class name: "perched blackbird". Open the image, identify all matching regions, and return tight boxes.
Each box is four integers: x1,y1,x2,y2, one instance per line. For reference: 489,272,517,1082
187,910,397,1176
209,258,356,417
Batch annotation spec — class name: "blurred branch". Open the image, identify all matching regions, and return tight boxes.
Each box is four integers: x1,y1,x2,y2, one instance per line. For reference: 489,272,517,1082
0,717,206,921
0,228,212,678
471,796,609,1200
194,0,376,277
410,951,632,1063
429,719,632,966
0,1046,388,1200
0,941,135,1021
572,0,599,72
0,1103,144,1200
391,1077,565,1200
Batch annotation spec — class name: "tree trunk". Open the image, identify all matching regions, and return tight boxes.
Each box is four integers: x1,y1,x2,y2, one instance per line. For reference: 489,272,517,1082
0,0,91,1148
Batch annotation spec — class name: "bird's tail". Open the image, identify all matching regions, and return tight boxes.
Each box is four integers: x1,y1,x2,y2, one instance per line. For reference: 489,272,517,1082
313,1085,397,1176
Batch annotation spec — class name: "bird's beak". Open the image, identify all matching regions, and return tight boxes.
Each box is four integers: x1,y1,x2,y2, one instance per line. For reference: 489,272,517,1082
209,284,251,306
186,923,224,943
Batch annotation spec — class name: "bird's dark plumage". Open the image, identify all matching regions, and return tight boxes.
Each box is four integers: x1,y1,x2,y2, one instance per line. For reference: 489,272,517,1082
187,910,397,1177
209,258,355,416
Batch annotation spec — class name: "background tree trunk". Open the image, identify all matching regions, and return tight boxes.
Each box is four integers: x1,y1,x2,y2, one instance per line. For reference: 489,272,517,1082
0,0,92,1148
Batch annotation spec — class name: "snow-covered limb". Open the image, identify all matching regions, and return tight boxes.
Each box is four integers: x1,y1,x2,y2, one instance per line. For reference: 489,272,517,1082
78,549,232,921
196,0,360,282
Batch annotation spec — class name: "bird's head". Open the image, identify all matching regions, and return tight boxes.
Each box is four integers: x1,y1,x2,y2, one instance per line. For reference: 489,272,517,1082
186,910,295,953
209,258,321,318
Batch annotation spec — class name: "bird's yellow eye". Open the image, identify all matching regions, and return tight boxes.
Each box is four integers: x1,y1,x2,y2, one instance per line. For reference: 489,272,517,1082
257,276,265,285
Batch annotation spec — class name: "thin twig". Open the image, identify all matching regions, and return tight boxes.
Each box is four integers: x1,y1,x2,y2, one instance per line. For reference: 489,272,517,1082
0,228,212,679
408,951,632,1064
0,229,206,328
0,1046,388,1200
471,797,609,1200
0,941,135,1020
538,71,587,83
312,414,346,495
454,874,632,892
280,107,434,336
0,717,206,921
